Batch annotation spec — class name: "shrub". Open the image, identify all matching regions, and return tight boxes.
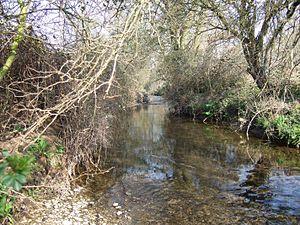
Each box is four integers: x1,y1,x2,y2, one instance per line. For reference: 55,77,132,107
159,46,247,117
258,106,300,147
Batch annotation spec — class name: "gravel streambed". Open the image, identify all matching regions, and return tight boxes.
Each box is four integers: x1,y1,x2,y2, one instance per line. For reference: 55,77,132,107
16,186,127,225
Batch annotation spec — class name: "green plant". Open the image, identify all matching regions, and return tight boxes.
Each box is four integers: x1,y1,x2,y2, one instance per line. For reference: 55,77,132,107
258,107,300,147
274,114,300,147
0,153,35,191
0,150,35,222
220,94,247,119
0,189,14,223
257,116,271,129
25,188,38,200
55,145,65,155
28,138,50,157
276,158,285,165
14,124,24,133
201,101,220,117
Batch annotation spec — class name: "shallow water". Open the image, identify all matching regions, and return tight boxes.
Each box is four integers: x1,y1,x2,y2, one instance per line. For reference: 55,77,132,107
88,99,300,225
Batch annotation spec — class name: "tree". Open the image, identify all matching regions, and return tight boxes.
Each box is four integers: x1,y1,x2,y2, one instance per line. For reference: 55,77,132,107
201,0,300,89
148,0,204,51
0,0,30,81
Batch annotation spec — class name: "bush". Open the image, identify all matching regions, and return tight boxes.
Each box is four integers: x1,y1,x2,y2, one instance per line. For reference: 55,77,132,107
258,106,300,147
0,151,35,191
188,100,219,118
159,45,299,147
159,46,247,117
0,137,63,222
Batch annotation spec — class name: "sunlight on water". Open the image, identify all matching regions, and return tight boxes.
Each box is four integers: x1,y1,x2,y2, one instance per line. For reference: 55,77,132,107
89,101,300,224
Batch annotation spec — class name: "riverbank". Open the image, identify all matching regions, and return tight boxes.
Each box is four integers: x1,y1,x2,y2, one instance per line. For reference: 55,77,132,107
69,103,300,224
158,48,299,149
7,102,300,224
1,134,116,225
167,100,300,149
16,183,112,225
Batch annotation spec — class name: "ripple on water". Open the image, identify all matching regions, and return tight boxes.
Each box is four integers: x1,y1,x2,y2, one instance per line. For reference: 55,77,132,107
267,173,300,215
234,165,300,216
90,103,300,224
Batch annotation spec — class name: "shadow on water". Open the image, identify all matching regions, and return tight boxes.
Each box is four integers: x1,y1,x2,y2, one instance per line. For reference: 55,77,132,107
88,100,300,225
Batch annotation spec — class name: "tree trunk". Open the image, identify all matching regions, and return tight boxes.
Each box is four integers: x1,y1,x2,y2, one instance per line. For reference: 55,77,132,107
242,39,267,89
0,0,30,81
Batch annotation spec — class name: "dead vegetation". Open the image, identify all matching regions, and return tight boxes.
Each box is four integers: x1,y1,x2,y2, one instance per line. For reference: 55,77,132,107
0,0,299,222
0,1,148,176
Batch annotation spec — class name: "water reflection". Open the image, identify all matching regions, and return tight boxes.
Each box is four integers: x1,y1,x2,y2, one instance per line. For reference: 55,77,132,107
124,104,174,181
236,164,300,215
268,173,300,215
91,103,300,224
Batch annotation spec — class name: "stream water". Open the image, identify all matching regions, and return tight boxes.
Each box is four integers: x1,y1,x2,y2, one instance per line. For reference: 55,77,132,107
87,97,300,225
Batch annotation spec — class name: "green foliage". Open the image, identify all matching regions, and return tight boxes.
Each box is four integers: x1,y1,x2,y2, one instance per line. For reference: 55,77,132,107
26,188,37,199
28,138,50,157
0,152,35,191
258,107,300,147
55,145,65,155
13,124,24,133
0,150,34,222
201,101,220,117
0,187,14,223
276,158,284,165
257,117,270,129
189,93,248,120
220,94,246,115
28,138,65,160
160,47,299,148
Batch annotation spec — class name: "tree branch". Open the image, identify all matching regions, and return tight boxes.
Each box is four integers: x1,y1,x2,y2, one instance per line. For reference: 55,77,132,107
0,0,30,81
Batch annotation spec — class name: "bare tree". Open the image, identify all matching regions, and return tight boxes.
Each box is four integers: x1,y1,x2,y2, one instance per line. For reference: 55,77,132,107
0,0,148,173
201,0,300,89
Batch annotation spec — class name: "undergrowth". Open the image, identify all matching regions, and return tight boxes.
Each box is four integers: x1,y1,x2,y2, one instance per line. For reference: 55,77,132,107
0,137,63,223
257,106,300,147
160,49,299,148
